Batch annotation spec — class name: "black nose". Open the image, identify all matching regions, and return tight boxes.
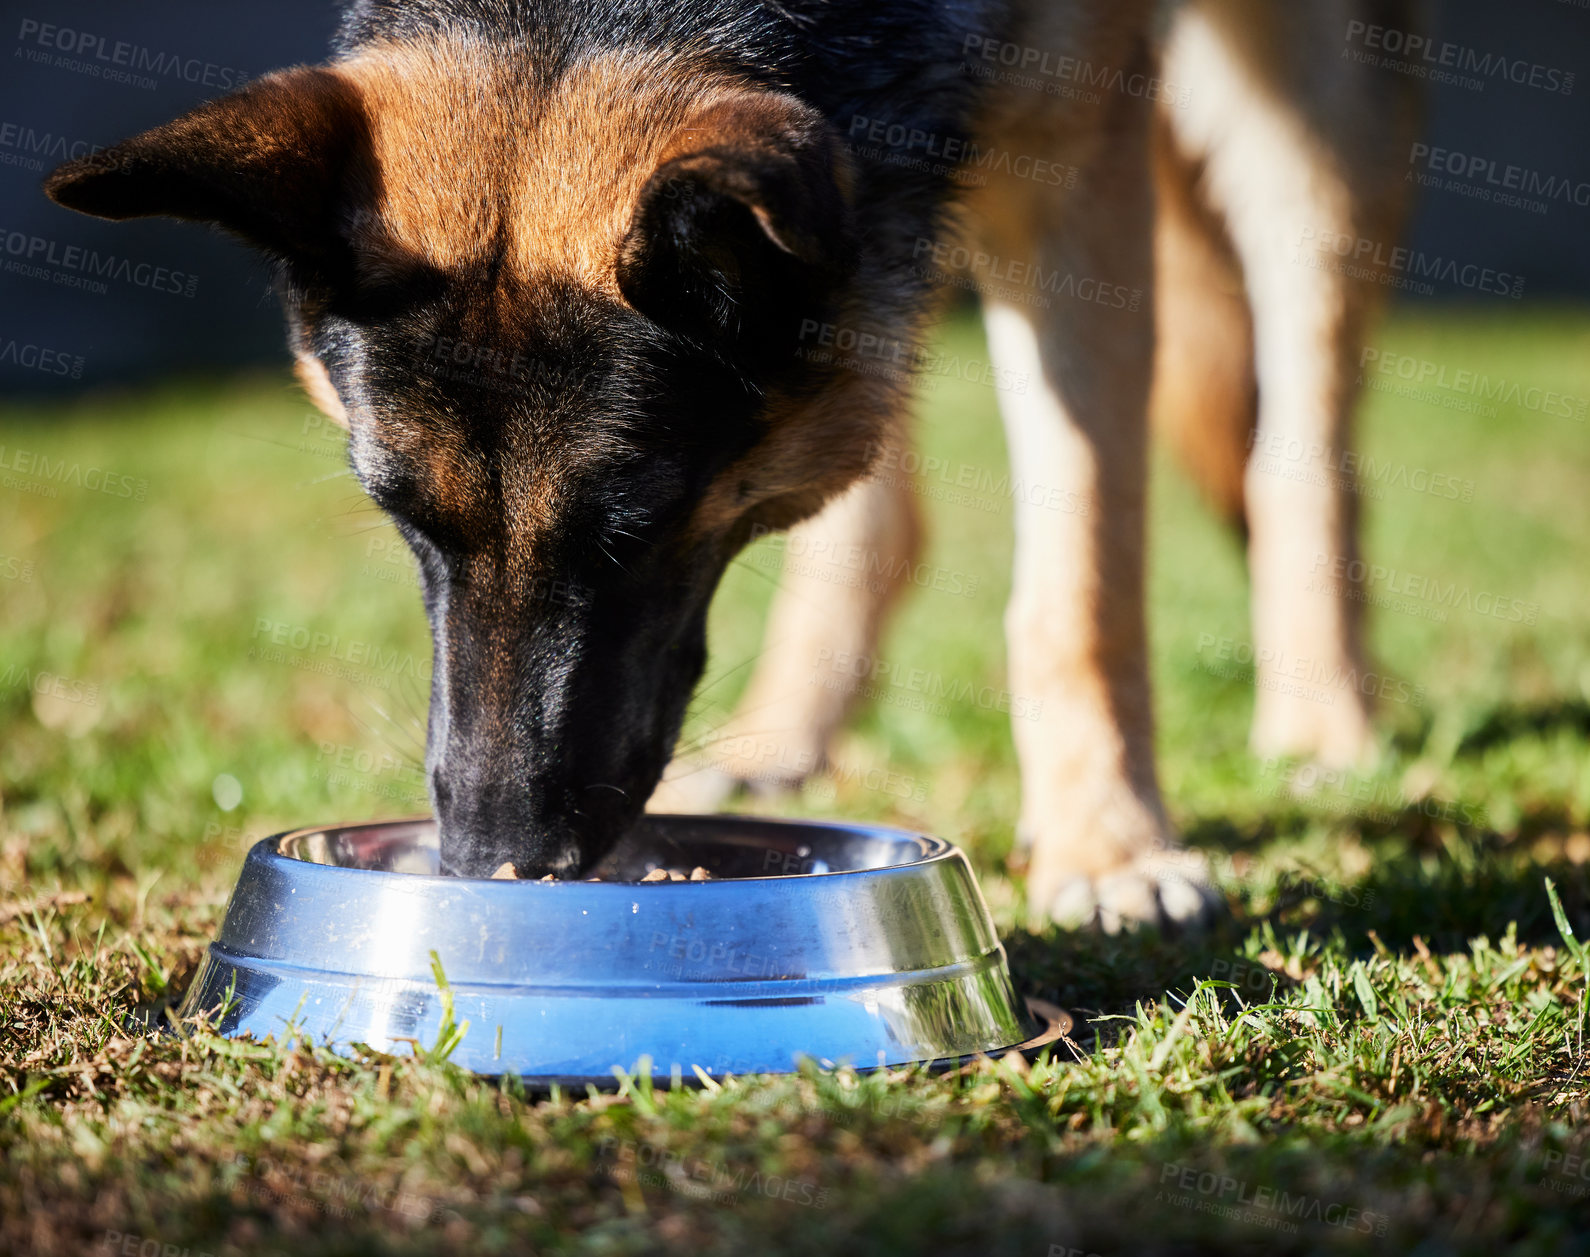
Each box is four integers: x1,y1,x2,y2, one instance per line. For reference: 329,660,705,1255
430,765,582,878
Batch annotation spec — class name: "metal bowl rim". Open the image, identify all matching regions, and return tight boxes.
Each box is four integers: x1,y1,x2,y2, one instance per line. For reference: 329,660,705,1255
258,813,963,886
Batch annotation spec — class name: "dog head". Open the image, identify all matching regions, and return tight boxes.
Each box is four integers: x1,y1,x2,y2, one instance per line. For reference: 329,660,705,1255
46,45,892,876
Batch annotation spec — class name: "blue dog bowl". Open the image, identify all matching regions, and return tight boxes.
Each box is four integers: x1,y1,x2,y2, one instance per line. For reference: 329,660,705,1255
178,814,1069,1083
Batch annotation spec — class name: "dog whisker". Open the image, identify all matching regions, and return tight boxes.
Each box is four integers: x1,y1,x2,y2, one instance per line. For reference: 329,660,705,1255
685,649,772,706
595,538,633,577
301,467,358,486
669,709,808,761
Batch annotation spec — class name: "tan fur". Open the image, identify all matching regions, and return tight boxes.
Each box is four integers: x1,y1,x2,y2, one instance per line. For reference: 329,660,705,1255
685,364,905,544
656,0,1205,927
653,458,923,810
337,40,900,549
1163,0,1415,769
45,0,1419,914
338,44,745,291
294,352,348,427
961,5,1193,919
1148,110,1255,532
667,0,1417,928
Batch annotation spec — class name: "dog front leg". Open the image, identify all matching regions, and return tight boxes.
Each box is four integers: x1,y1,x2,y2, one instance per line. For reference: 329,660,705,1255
1160,2,1403,771
647,455,922,811
983,294,1211,931
972,98,1216,932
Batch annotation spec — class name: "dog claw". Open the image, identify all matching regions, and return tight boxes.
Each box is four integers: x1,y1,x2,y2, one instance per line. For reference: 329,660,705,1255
1049,876,1099,929
1042,851,1222,933
1155,871,1215,924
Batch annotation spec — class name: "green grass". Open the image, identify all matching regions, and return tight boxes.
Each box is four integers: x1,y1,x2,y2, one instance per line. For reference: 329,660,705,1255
4,304,1590,1254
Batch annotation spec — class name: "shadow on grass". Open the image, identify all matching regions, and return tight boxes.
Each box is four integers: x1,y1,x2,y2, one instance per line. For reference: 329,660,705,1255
1452,698,1590,756
1007,815,1590,1034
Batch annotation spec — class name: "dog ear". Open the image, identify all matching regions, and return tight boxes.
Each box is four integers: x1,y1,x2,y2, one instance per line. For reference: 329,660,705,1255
43,67,367,275
616,92,856,354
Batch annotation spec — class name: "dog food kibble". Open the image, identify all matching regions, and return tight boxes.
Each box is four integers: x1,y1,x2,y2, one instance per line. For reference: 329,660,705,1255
493,864,714,883
641,866,715,881
490,866,559,882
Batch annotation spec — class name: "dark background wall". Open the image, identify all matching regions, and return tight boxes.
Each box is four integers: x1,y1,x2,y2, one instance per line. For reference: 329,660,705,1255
1,0,1586,395
0,1,345,395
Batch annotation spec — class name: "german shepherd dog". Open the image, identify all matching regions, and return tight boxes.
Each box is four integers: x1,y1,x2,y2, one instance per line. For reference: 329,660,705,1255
46,0,1418,929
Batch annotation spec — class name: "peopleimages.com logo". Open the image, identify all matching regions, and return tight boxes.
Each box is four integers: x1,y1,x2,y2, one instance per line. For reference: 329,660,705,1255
0,337,84,379
1406,142,1590,213
1297,227,1524,299
1158,1163,1389,1236
0,119,117,174
15,18,250,91
0,444,147,500
1343,19,1574,95
0,229,199,298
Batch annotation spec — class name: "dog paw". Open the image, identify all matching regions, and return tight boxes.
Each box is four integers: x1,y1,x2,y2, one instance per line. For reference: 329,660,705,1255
1038,849,1223,933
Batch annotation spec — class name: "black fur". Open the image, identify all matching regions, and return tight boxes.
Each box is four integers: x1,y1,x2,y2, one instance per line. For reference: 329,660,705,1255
43,69,371,276
44,0,1012,878
308,262,774,876
616,95,857,355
